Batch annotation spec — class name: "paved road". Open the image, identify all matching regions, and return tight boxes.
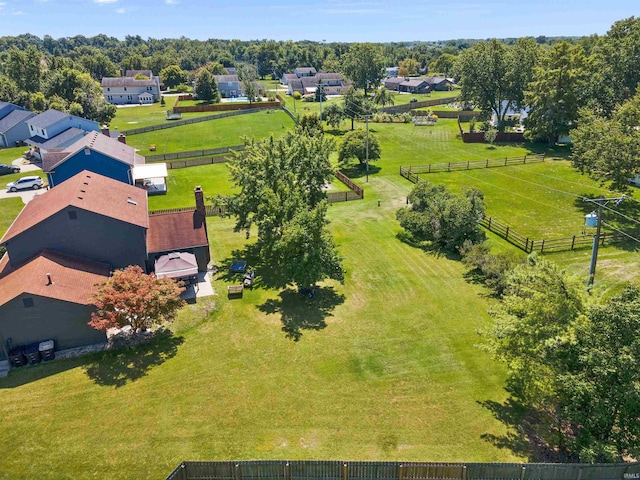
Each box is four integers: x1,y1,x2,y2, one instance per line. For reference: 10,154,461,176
0,158,45,203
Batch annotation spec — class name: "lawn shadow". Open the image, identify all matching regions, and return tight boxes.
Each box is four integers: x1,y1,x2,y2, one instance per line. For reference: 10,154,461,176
339,163,382,180
0,356,87,389
84,328,184,388
479,398,578,463
572,193,640,252
216,244,291,290
395,231,461,261
258,286,345,341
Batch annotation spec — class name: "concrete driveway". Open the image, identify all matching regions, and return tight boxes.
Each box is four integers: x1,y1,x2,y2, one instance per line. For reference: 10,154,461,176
0,158,45,204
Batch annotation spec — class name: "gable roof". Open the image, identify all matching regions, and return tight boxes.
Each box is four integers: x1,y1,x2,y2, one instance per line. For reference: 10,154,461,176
126,70,153,78
283,73,298,80
424,76,447,85
42,131,145,172
27,109,69,129
0,109,34,133
213,75,239,83
101,77,158,88
295,67,317,75
0,249,110,307
27,127,86,151
147,210,208,253
1,170,149,244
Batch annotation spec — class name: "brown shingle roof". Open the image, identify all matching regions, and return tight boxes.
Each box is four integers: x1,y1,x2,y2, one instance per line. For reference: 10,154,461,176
147,210,208,253
0,170,149,244
0,249,110,307
42,131,144,172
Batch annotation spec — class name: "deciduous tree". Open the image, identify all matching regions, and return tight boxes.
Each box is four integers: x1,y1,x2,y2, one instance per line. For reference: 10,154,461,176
396,180,486,251
89,265,185,333
341,43,385,96
338,128,381,166
160,64,188,89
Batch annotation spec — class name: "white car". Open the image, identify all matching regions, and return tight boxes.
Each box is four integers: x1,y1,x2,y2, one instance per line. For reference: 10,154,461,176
7,176,44,192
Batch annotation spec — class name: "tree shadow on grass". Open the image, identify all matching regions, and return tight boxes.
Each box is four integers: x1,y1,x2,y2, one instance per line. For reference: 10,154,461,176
84,328,184,388
479,398,578,463
395,231,461,261
572,193,640,252
339,163,381,180
0,356,87,389
258,286,345,341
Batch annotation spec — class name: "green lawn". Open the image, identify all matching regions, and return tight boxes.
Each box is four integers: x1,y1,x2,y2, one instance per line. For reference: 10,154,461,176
126,110,295,156
0,178,520,479
0,101,638,479
110,101,225,132
389,89,460,106
0,196,25,236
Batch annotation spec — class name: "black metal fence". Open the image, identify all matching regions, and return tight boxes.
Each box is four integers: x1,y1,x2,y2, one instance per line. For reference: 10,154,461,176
166,460,640,480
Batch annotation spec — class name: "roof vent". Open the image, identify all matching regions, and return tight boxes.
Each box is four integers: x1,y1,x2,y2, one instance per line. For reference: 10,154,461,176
46,273,53,285
77,196,83,200
127,198,137,206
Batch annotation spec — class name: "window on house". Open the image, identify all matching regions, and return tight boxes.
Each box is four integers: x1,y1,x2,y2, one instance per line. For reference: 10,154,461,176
107,88,110,91
124,87,127,91
23,298,34,308
68,210,77,220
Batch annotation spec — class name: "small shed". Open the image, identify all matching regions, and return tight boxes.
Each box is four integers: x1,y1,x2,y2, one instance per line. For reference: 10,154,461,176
132,163,168,195
154,252,198,285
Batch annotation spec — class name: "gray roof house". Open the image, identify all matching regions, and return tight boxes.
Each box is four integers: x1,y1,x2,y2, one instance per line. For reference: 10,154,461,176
384,77,431,94
0,108,35,148
25,110,100,159
424,76,453,91
295,67,317,77
287,73,348,96
102,70,162,105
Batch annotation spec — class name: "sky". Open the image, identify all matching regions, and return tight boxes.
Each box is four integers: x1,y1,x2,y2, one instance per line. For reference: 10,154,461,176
0,0,637,42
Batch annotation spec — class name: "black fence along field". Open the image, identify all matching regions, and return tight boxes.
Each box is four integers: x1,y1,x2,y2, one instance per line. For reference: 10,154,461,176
166,460,640,480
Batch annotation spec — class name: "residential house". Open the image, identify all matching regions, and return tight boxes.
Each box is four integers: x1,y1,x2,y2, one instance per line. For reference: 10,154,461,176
287,73,348,96
0,172,211,360
0,250,111,355
281,73,298,86
42,131,146,188
490,101,529,127
384,77,430,94
424,76,453,91
0,103,35,148
102,70,162,105
295,67,317,77
212,75,264,98
25,109,99,160
385,67,400,78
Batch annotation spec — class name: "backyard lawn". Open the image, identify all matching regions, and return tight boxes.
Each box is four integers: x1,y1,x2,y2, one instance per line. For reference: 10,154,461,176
109,101,219,131
0,101,638,479
126,110,294,156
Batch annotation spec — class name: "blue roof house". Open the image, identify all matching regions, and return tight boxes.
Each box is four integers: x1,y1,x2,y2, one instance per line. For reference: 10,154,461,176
42,131,145,188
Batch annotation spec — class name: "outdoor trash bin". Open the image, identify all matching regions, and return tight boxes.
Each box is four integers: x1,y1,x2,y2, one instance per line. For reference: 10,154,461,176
24,343,41,365
39,340,55,361
8,346,26,367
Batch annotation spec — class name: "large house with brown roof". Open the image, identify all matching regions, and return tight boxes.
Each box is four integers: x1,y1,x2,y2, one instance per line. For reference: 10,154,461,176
0,171,210,361
43,131,146,188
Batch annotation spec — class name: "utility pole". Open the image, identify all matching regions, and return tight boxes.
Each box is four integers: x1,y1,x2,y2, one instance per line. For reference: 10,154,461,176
365,116,369,183
319,83,323,121
584,195,625,288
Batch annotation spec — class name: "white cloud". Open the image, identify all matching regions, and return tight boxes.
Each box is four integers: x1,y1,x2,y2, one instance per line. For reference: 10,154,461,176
165,0,180,4
94,0,117,4
116,7,125,13
12,10,25,15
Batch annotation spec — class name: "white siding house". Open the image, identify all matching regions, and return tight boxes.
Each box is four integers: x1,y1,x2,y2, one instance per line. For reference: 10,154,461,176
102,71,161,105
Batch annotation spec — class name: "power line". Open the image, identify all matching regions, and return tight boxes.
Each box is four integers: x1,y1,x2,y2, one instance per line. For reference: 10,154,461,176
602,221,640,244
598,202,640,227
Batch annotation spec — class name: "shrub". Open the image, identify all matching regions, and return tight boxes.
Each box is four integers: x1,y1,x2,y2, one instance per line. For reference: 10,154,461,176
267,91,277,102
175,84,191,93
459,241,522,296
302,94,315,102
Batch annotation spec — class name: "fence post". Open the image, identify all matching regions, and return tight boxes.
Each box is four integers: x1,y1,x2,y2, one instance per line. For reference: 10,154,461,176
488,217,492,230
428,164,431,173
541,239,545,253
525,238,529,252
448,162,451,172
505,226,509,240
343,463,348,480
571,236,576,250
524,154,527,164
486,159,489,168
398,464,403,480
345,191,348,202
467,161,470,170
505,157,508,166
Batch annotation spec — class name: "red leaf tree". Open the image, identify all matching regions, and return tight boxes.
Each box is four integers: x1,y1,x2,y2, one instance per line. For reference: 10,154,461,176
89,265,185,333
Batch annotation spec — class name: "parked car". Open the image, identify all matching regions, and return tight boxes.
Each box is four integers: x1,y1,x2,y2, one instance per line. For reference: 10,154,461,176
0,164,20,176
6,176,44,192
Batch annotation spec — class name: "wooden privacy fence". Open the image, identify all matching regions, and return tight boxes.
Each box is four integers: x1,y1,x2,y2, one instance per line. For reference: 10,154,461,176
381,96,459,114
121,109,261,136
166,460,640,480
400,155,544,176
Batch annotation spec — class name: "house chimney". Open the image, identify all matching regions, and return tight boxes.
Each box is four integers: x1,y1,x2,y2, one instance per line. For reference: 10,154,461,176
194,186,205,217
46,273,52,285
117,134,126,144
101,125,110,137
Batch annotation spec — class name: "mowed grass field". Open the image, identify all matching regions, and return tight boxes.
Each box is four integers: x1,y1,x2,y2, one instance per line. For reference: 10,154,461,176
126,110,295,156
0,179,519,479
0,106,638,478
